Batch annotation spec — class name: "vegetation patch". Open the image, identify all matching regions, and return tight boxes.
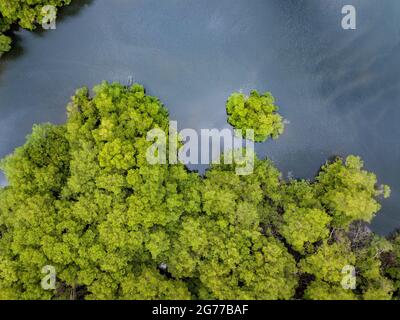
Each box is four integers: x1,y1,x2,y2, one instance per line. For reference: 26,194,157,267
0,82,398,300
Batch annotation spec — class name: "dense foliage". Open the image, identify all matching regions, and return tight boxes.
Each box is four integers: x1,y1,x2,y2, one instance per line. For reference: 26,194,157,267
384,233,400,297
226,90,285,142
0,0,72,55
0,82,398,300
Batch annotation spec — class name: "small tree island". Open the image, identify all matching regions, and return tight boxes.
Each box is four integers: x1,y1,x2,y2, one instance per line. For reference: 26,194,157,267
226,90,285,142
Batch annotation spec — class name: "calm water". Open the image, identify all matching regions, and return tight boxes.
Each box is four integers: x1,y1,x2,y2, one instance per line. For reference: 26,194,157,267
0,0,399,234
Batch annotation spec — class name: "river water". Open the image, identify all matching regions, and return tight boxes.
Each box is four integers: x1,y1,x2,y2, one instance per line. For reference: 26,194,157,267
0,0,399,234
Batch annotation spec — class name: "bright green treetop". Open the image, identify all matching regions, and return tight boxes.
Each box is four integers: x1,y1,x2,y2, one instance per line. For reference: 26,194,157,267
280,206,332,253
315,155,389,229
226,90,285,142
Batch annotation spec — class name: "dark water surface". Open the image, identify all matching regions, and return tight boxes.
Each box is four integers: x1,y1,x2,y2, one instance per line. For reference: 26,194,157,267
0,0,399,234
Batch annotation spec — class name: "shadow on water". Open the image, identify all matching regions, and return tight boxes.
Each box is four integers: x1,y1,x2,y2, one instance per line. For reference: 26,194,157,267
0,31,25,63
58,0,94,20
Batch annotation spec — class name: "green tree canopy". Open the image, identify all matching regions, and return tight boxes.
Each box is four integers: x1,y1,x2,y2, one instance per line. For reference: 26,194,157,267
384,232,400,299
0,82,396,300
315,155,390,229
226,90,285,142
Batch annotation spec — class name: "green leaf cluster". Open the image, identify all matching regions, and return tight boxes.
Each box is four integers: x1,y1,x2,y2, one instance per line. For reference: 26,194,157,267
226,90,284,142
315,155,388,228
